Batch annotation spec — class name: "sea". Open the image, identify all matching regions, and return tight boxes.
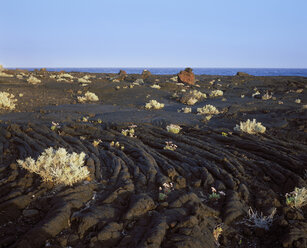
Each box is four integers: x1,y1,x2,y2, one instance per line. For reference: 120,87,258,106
15,68,307,77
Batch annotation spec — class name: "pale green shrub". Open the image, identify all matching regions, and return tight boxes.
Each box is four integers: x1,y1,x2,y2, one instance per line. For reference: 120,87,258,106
209,90,223,97
186,97,198,105
179,90,206,105
164,141,177,151
77,91,99,103
170,76,178,82
27,75,41,84
234,119,266,134
145,100,164,110
60,73,74,79
78,76,91,83
150,84,161,89
0,91,17,110
197,104,219,115
285,187,307,209
178,107,192,113
17,147,89,186
166,124,181,134
0,71,13,77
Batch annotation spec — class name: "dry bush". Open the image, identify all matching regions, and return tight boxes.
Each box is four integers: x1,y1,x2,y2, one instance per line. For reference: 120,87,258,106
27,75,41,84
0,71,13,77
285,187,307,209
77,91,99,103
145,100,164,110
246,207,276,231
17,147,89,186
178,107,192,113
78,75,92,83
166,124,182,134
234,119,266,134
209,90,223,97
179,90,207,105
150,84,161,89
0,91,17,110
197,104,219,115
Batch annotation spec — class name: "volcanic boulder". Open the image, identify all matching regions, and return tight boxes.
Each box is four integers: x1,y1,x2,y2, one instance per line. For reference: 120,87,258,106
118,70,127,81
141,69,151,79
178,68,195,85
236,71,251,76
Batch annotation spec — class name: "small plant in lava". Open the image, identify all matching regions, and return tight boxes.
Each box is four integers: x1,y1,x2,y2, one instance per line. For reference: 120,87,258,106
245,207,276,231
285,187,307,209
166,124,182,134
17,147,90,186
163,141,177,151
209,187,225,201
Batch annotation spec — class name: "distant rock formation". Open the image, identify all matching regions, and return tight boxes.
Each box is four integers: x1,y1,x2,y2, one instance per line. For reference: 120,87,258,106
141,69,151,79
236,71,251,76
118,70,127,81
178,68,195,85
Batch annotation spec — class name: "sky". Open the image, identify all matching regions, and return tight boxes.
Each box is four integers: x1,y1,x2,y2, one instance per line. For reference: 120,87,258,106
0,0,307,68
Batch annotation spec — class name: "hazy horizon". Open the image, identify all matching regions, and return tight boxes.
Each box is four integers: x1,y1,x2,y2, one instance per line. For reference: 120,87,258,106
6,66,307,69
1,0,307,68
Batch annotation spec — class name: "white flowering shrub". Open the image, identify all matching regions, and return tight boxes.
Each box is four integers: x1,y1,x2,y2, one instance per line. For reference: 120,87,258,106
0,91,17,110
166,124,182,134
17,147,90,186
209,90,223,97
77,91,99,103
27,75,41,84
234,119,266,134
145,100,164,110
197,104,219,115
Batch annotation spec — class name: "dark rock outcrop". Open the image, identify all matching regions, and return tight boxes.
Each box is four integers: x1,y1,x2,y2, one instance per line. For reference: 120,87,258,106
178,67,195,85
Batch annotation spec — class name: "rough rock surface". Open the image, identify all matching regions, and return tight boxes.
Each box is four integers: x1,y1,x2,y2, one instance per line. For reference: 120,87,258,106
142,69,152,79
0,121,305,248
178,68,195,85
0,70,306,248
236,71,251,76
118,70,127,81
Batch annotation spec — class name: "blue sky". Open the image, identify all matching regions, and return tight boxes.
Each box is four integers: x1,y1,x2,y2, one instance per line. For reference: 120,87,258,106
0,0,306,68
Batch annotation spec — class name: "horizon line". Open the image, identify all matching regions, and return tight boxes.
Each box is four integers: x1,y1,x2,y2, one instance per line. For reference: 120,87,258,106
5,66,307,69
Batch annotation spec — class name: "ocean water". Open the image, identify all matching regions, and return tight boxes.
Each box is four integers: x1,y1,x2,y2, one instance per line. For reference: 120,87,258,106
17,68,307,77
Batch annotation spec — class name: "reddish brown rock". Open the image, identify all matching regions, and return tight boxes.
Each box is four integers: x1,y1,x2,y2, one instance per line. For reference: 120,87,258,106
178,68,195,85
40,68,47,72
141,69,151,79
236,71,251,76
118,70,127,81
